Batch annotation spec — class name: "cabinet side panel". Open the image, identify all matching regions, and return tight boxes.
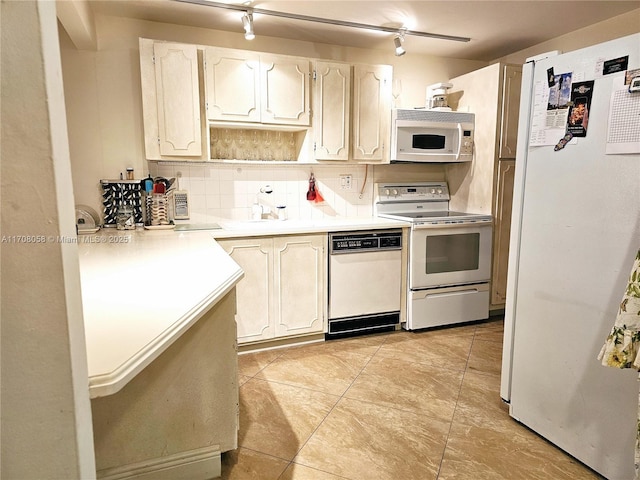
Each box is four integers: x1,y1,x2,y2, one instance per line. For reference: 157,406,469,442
91,291,239,470
139,38,161,160
499,65,523,159
491,160,515,305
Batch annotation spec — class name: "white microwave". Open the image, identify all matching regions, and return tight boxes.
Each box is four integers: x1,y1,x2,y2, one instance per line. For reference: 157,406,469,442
390,109,475,163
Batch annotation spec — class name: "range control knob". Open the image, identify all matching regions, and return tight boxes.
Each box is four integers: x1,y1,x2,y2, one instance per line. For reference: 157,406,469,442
385,189,390,196
436,188,443,194
392,189,399,196
430,188,436,194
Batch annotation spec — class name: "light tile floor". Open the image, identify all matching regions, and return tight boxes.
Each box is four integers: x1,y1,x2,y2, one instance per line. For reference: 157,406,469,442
222,317,603,479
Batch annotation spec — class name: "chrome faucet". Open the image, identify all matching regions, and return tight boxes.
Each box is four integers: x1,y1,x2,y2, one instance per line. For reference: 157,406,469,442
252,184,273,220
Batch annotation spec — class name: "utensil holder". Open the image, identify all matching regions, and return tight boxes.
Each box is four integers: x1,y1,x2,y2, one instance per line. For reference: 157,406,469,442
146,193,170,226
101,180,143,227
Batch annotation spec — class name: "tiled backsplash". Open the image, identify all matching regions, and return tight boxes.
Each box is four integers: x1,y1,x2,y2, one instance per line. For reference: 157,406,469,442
148,163,374,223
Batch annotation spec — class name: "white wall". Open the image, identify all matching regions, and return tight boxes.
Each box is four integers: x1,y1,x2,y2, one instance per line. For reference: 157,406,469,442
493,9,640,64
1,1,95,477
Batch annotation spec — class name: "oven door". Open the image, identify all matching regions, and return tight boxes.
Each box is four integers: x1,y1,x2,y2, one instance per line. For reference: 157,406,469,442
410,222,492,289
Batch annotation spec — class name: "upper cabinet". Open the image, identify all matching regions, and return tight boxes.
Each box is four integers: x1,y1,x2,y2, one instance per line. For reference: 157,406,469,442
204,47,261,123
139,38,391,163
204,48,310,126
313,61,351,161
352,64,392,162
260,54,310,126
140,39,205,160
313,62,392,163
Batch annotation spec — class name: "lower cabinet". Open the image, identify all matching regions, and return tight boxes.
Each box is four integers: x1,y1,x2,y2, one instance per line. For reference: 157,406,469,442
218,234,326,344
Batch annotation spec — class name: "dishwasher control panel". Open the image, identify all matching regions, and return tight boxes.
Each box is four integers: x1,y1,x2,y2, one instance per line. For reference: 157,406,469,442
330,230,402,254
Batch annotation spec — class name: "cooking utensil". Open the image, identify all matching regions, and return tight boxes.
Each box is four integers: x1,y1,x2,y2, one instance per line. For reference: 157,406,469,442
141,174,154,193
306,173,317,201
154,181,166,194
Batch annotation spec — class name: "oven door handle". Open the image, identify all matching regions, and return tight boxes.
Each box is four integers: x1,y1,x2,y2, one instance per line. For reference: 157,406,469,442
413,220,492,229
413,284,488,299
421,287,481,299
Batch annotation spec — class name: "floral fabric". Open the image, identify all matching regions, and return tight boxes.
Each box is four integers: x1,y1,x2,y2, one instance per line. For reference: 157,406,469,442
598,249,640,478
598,250,640,369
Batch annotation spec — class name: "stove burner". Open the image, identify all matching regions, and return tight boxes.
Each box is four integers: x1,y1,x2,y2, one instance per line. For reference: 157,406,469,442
374,182,492,225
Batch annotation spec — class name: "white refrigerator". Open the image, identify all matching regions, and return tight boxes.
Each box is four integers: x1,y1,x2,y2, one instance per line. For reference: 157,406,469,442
501,33,640,480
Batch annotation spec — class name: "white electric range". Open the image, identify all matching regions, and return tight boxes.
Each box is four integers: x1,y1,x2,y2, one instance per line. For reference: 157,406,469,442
375,182,493,330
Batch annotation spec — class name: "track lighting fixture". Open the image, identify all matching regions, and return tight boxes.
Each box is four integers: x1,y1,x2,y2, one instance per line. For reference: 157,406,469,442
176,0,471,44
394,33,406,56
242,11,255,40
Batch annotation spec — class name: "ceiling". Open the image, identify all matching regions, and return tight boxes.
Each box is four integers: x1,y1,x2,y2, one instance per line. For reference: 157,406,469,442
90,0,640,61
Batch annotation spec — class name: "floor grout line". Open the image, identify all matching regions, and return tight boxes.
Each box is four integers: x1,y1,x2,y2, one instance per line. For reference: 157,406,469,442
232,321,512,480
280,338,388,480
434,324,478,480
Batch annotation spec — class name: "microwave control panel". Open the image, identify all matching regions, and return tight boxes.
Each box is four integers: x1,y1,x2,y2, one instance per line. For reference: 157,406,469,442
460,129,474,155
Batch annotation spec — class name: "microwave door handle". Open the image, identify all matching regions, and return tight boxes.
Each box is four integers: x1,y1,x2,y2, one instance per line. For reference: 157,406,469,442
455,123,463,160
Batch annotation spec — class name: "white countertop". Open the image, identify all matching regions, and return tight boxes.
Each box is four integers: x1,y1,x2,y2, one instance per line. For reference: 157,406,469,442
78,229,243,398
208,216,410,238
79,217,408,398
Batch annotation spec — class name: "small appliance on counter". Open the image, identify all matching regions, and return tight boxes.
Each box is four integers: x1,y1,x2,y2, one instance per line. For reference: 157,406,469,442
426,82,453,111
101,179,143,228
75,204,101,234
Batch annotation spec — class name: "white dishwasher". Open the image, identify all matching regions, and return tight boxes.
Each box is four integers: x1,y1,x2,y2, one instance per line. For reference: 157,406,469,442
327,230,403,339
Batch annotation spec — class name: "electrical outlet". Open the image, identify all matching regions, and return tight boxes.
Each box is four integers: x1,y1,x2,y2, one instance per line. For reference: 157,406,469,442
340,174,353,190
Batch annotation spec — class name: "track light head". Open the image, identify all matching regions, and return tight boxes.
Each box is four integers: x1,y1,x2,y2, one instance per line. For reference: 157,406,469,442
242,12,255,40
394,33,406,56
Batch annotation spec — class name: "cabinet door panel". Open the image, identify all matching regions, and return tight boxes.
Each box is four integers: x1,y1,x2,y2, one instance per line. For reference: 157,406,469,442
499,65,522,159
260,55,310,125
273,235,324,336
313,62,350,161
219,238,274,343
205,48,260,122
491,160,516,306
153,42,202,156
352,64,391,162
